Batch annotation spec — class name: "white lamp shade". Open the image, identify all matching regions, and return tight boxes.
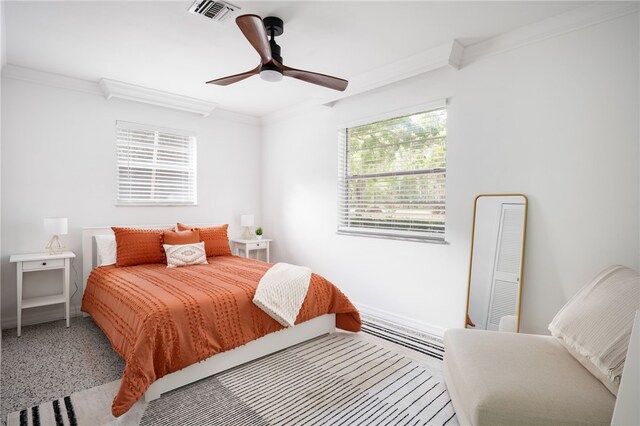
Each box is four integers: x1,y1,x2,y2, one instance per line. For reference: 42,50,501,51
44,217,68,235
240,214,255,227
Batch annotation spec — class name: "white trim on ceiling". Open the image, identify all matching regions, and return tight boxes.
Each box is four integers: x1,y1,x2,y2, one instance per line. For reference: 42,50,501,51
461,1,640,67
2,2,637,124
260,2,639,125
99,78,218,117
1,65,102,96
322,40,463,108
0,64,260,125
260,39,461,124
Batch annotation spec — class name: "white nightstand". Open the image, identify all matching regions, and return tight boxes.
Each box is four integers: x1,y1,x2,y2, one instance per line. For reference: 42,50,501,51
10,251,76,337
230,238,272,263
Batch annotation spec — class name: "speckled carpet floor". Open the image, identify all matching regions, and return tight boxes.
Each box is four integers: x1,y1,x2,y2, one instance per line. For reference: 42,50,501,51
1,317,124,424
2,318,455,426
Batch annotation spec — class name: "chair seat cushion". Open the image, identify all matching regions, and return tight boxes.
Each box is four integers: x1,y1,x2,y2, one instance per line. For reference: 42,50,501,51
443,329,615,426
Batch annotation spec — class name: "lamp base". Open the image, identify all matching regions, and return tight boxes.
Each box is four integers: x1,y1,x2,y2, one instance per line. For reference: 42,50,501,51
241,227,253,240
46,235,65,255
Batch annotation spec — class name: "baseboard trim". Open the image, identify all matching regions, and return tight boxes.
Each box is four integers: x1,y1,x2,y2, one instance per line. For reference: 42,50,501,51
355,302,445,360
1,305,82,330
355,302,446,340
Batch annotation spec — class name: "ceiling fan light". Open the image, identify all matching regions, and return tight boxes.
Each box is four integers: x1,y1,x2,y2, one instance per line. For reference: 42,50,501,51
260,68,283,83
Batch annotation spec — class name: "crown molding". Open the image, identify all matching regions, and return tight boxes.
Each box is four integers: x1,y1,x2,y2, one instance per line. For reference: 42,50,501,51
1,64,102,96
448,39,465,71
321,40,462,108
262,2,638,125
99,78,218,117
261,39,463,125
461,2,639,67
4,2,637,124
1,65,259,123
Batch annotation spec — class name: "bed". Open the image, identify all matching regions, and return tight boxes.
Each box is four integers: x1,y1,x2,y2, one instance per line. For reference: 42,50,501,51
80,225,361,417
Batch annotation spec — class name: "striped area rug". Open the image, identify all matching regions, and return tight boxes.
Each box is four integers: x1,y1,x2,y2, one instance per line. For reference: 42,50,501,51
8,333,457,425
142,333,457,425
361,319,445,361
6,381,147,426
13,397,75,426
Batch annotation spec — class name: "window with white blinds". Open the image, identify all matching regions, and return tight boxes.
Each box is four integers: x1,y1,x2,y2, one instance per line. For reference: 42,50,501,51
338,106,447,242
116,122,197,205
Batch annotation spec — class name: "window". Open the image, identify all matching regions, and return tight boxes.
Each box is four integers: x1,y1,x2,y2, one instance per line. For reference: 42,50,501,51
338,105,447,242
116,122,197,205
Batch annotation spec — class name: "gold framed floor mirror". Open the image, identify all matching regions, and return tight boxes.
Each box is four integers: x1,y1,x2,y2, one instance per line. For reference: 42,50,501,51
464,194,528,332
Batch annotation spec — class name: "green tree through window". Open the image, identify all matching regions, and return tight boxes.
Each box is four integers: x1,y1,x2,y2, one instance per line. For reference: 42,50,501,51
338,107,447,241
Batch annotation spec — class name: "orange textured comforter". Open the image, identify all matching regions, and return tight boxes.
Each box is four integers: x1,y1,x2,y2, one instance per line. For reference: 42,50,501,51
81,256,361,416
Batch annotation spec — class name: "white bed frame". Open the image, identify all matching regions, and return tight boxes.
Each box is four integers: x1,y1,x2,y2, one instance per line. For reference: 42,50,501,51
81,225,336,402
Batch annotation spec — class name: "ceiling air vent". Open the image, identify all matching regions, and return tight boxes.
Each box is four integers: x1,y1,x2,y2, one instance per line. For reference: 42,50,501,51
188,0,240,23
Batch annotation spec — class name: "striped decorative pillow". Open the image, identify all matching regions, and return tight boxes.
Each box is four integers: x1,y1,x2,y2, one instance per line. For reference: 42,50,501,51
163,242,208,268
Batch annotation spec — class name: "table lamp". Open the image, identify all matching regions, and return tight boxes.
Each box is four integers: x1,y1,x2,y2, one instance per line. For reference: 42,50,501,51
240,214,254,240
44,217,68,255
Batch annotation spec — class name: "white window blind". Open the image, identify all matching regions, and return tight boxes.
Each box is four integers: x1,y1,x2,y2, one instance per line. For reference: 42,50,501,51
338,107,447,242
116,122,197,205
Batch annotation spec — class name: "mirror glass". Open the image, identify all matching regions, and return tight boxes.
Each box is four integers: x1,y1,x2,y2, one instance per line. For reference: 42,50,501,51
465,195,527,332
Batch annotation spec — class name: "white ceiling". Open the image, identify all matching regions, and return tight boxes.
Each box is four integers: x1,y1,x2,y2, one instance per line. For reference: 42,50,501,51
5,1,590,117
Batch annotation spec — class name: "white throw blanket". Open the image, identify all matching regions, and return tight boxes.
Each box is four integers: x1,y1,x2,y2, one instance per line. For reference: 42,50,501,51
253,262,312,327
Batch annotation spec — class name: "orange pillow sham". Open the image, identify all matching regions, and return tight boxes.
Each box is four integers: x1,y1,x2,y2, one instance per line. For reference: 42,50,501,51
112,227,169,267
163,229,200,245
176,223,232,257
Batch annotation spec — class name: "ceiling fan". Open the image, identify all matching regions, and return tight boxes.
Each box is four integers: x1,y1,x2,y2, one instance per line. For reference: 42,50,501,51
206,14,349,91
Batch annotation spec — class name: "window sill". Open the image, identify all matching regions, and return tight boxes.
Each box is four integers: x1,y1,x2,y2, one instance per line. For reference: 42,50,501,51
336,230,448,245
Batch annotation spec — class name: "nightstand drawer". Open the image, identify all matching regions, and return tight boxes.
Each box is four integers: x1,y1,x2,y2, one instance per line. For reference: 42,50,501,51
22,258,65,271
246,242,267,250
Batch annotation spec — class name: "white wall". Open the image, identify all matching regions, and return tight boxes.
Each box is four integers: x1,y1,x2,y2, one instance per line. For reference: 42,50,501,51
0,77,262,327
261,13,640,335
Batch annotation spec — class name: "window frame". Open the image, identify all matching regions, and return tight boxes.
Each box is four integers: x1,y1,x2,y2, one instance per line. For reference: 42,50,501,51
115,121,198,207
337,100,448,243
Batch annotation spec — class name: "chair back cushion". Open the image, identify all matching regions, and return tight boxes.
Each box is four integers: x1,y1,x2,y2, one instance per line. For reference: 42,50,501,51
549,265,640,395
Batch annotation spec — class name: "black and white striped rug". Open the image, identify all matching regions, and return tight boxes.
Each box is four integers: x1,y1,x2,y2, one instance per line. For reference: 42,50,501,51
361,319,445,361
8,333,457,426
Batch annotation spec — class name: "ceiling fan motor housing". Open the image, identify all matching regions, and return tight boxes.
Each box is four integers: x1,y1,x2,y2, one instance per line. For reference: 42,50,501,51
263,16,284,37
264,16,284,64
261,63,282,76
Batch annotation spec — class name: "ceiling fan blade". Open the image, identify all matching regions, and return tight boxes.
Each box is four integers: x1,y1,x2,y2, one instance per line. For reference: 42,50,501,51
236,14,272,64
206,65,260,86
282,65,348,91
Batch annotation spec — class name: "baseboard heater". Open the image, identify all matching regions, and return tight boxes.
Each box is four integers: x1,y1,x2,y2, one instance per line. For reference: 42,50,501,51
360,313,445,360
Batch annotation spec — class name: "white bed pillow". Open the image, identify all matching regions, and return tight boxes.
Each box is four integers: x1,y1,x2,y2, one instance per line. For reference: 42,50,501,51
549,265,640,395
95,234,117,266
163,242,207,269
